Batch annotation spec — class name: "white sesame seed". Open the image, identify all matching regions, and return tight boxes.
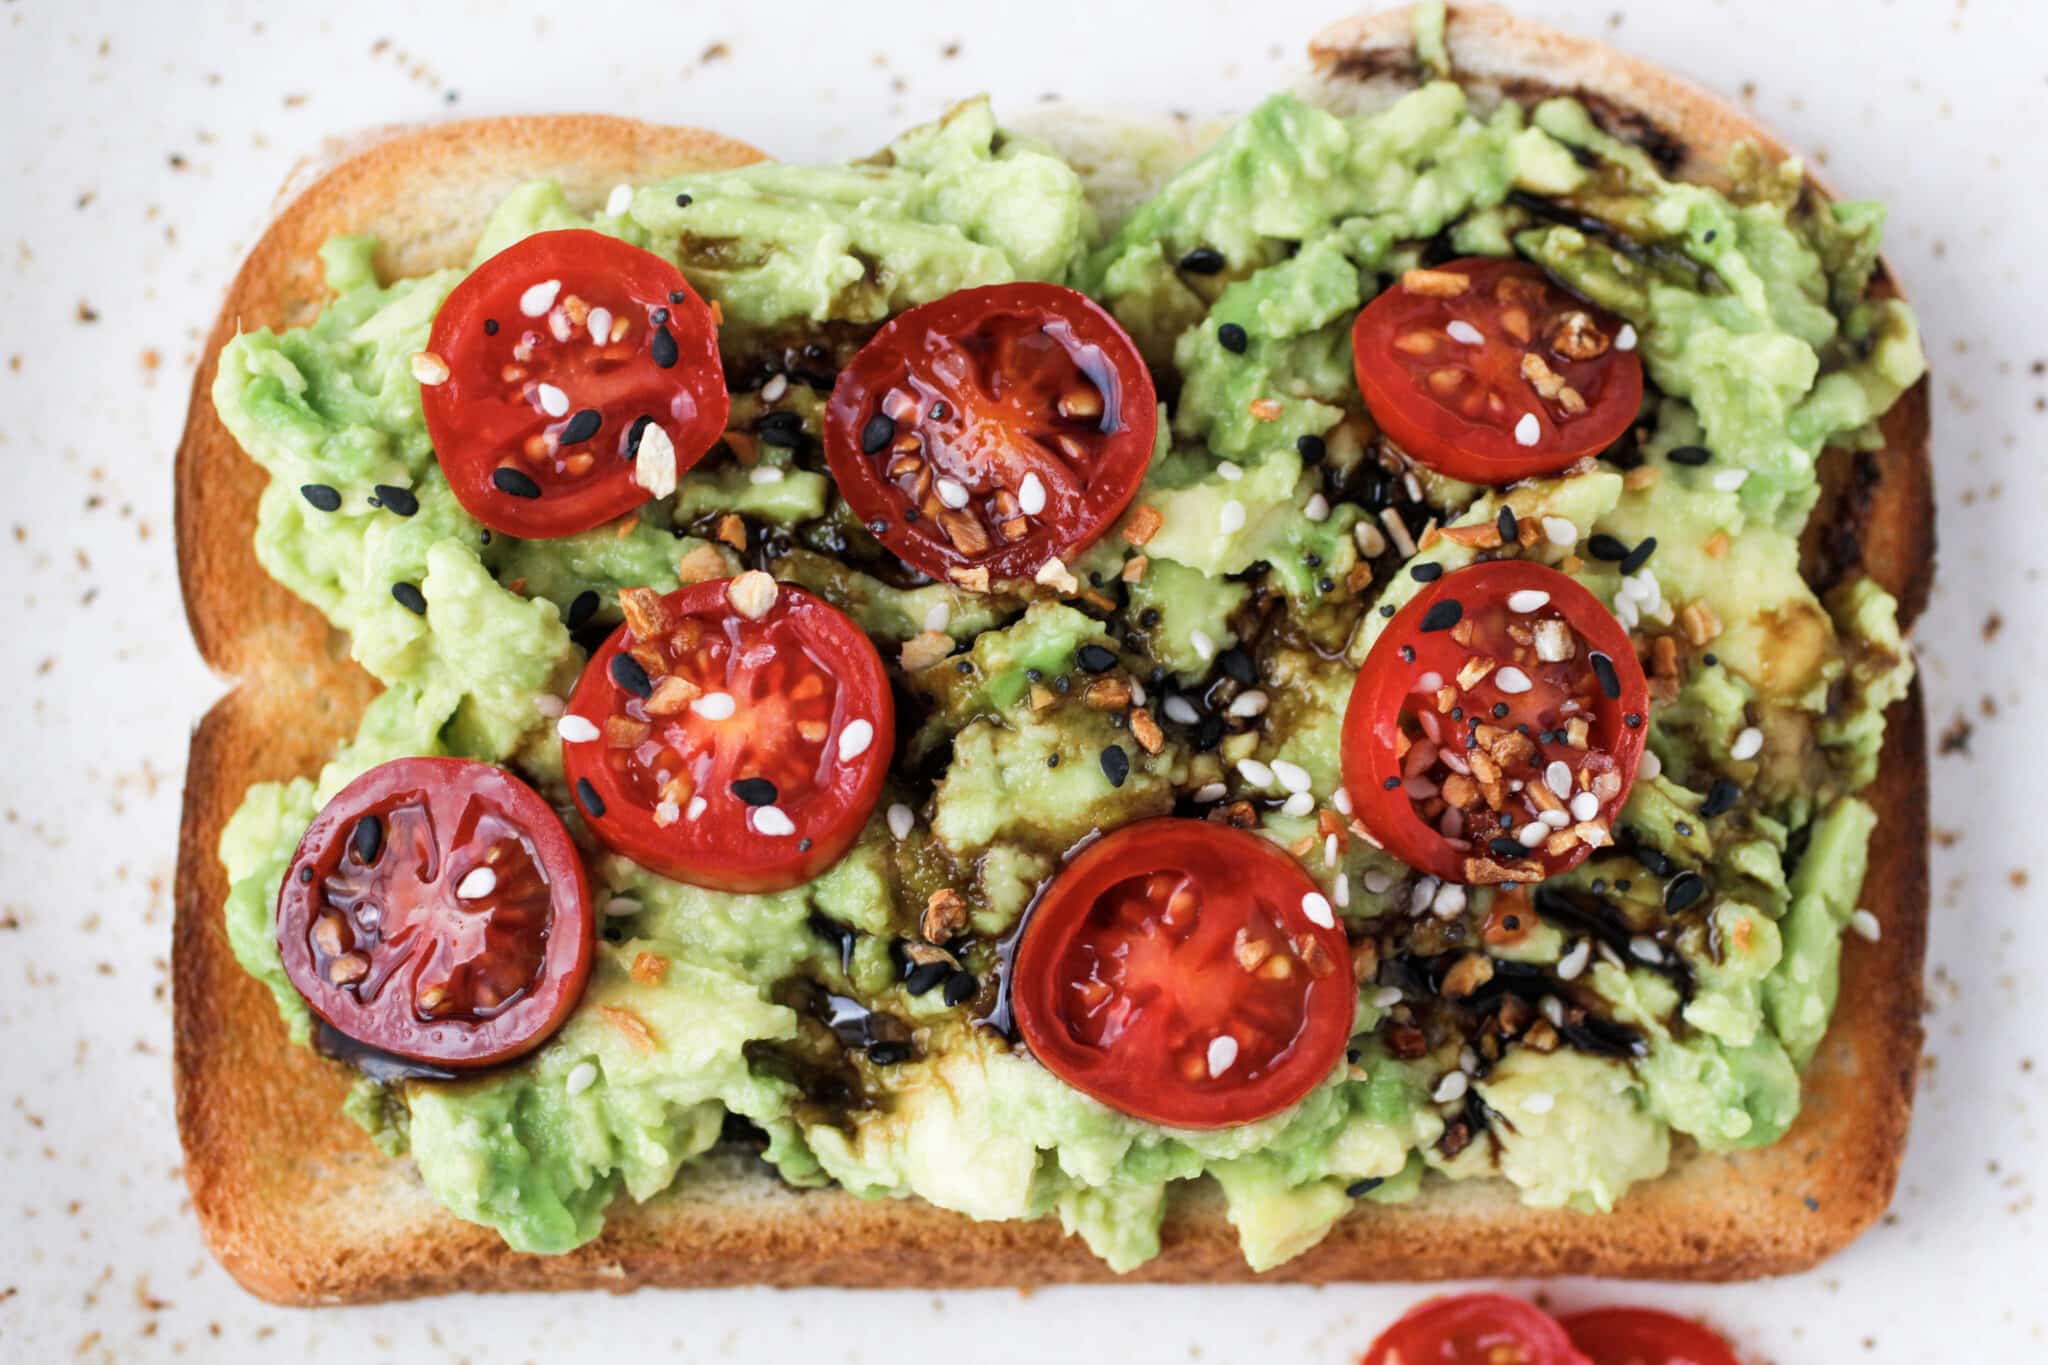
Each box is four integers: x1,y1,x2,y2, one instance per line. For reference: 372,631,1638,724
1324,834,1339,868
1615,323,1638,352
691,691,736,720
1354,520,1388,558
1408,877,1439,913
654,799,680,827
1542,515,1578,547
603,896,640,917
1379,507,1418,559
1541,808,1571,830
1507,589,1551,614
1227,690,1270,718
1189,629,1217,662
1730,726,1764,761
557,714,600,744
1459,1045,1478,1074
1521,1091,1556,1115
1219,499,1247,535
887,803,915,840
1446,319,1484,345
1332,786,1354,816
605,183,634,217
519,279,562,317
1301,891,1335,929
1514,413,1541,447
1545,760,1573,799
634,421,678,497
547,306,575,344
1433,1071,1469,1104
923,602,951,633
1164,695,1202,726
838,719,874,762
1432,882,1467,919
1334,872,1351,908
1850,909,1882,942
534,382,569,418
1639,748,1663,780
935,477,970,509
1404,472,1425,504
1712,467,1749,492
1207,1035,1240,1077
1557,939,1592,981
532,693,565,718
686,795,707,822
1129,680,1146,706
1564,790,1599,823
567,1061,599,1095
1192,782,1227,803
410,351,450,386
752,805,796,837
1272,760,1312,794
1017,472,1046,516
1304,492,1331,522
1494,666,1533,695
1217,461,1243,482
455,866,497,900
1516,821,1547,847
1630,935,1664,963
1236,758,1275,788
749,466,786,484
1364,869,1395,896
1372,986,1404,1009
586,306,614,346
1280,792,1315,818
1416,670,1444,693
760,373,789,403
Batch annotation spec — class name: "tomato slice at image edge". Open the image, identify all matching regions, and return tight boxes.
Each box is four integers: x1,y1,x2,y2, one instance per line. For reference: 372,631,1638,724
823,281,1157,587
1361,1293,1592,1365
1341,559,1650,885
421,228,729,539
1011,819,1352,1129
1559,1308,1743,1365
276,756,594,1069
1353,257,1643,485
561,576,894,893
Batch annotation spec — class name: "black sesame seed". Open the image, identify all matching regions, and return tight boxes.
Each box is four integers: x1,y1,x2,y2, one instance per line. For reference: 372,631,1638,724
929,401,951,421
391,581,427,615
1383,776,1402,790
758,426,801,449
1497,505,1518,543
483,318,500,336
1178,246,1226,274
650,326,679,369
372,484,419,517
866,1041,912,1066
1589,651,1621,700
1100,744,1130,788
942,972,978,1006
1047,753,1061,768
1503,914,1521,931
1702,652,1719,667
955,660,973,676
300,483,342,512
561,408,603,445
1616,879,1632,891
1138,608,1160,628
1419,599,1463,633
1492,702,1509,718
624,415,655,460
566,589,600,630
1624,712,1643,729
1410,562,1444,583
1701,778,1740,819
298,864,314,884
1664,870,1708,912
1217,322,1248,354
1667,445,1711,466
668,289,687,304
674,193,693,208
1674,821,1693,837
1380,604,1397,618
651,307,670,326
757,410,803,434
1489,837,1528,859
1450,707,1464,722
1194,715,1225,750
905,961,950,995
1619,536,1658,575
1586,533,1630,562
867,519,889,536
860,414,896,454
798,837,812,852
1077,643,1117,673
493,467,542,499
1219,648,1256,686
1703,229,1717,243
1631,842,1673,876
1345,1177,1385,1198
609,653,654,698
576,778,606,819
1399,645,1417,663
351,814,384,865
731,777,778,807
1296,432,1327,464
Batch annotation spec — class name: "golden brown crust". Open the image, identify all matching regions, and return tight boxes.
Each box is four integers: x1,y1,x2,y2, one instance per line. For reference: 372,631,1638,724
172,17,1933,1304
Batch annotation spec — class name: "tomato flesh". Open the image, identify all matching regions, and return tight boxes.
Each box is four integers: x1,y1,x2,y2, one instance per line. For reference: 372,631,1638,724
421,228,728,539
562,576,893,893
1342,560,1650,885
1560,1309,1742,1365
276,757,593,1068
824,282,1157,587
1012,819,1352,1129
1353,258,1642,484
1362,1294,1592,1365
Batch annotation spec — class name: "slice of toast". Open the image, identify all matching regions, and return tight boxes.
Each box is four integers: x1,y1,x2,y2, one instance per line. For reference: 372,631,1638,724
172,7,1932,1304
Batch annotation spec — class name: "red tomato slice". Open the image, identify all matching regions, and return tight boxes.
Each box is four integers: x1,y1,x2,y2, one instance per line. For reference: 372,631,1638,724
1011,819,1352,1129
1561,1309,1742,1365
823,282,1157,588
1353,258,1642,484
561,575,893,893
421,228,728,539
276,757,594,1069
1362,1294,1591,1365
1342,560,1650,885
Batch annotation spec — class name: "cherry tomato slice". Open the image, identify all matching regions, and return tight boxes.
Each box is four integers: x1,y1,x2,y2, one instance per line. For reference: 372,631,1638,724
421,228,728,539
824,282,1157,588
1342,560,1650,885
1361,1294,1591,1365
1353,258,1642,484
1011,819,1352,1129
1560,1309,1742,1365
276,757,594,1069
561,575,893,893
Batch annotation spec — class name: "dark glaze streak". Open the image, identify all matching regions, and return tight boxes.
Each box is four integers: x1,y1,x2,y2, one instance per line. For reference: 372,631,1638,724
313,1019,459,1083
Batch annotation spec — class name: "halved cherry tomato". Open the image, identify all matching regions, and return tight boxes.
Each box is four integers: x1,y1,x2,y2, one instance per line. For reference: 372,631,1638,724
1353,258,1642,484
823,282,1157,588
1561,1309,1742,1365
1342,560,1649,885
1361,1294,1591,1365
276,757,594,1069
421,228,728,539
561,574,893,893
1011,819,1351,1129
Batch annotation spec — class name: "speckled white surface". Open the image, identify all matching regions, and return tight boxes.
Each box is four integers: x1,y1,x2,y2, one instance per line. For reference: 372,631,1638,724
1,1,2041,1360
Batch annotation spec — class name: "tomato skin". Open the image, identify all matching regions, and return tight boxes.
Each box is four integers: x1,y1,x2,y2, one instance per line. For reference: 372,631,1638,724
1361,1293,1591,1365
1341,559,1650,885
1560,1309,1742,1365
823,282,1157,587
1012,819,1352,1130
422,229,728,539
1353,257,1642,485
276,757,594,1069
562,578,893,893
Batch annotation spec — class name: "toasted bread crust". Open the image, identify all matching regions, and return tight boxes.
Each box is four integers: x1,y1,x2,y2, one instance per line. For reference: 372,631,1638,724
172,12,1933,1304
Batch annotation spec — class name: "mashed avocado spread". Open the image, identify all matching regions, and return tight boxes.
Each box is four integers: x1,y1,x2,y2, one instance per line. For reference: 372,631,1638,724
212,35,1920,1270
